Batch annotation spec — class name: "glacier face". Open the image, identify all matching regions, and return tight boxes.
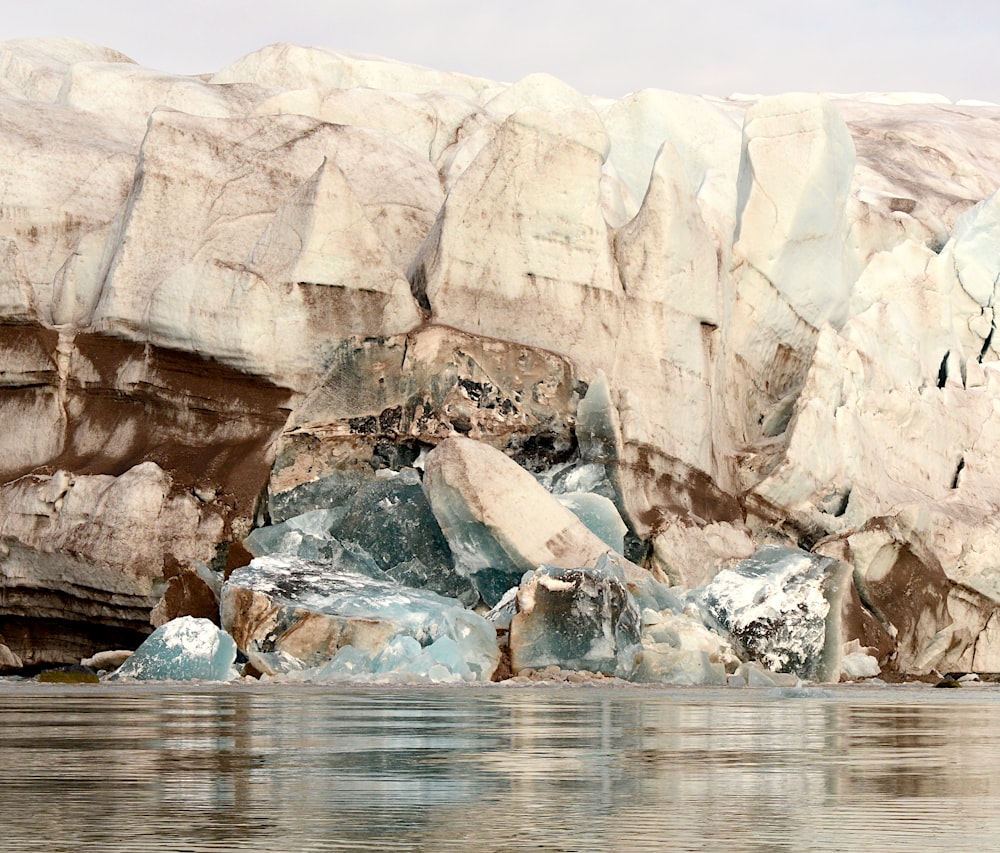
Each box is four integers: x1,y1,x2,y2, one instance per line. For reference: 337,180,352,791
2,38,1000,681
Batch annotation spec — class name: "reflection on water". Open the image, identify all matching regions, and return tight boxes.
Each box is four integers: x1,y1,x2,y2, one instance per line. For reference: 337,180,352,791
2,683,1000,851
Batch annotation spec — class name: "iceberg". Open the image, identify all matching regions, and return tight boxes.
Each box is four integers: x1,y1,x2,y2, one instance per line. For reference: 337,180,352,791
221,555,499,682
108,616,238,681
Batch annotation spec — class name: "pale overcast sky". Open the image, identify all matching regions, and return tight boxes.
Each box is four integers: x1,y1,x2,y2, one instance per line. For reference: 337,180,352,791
5,0,1000,102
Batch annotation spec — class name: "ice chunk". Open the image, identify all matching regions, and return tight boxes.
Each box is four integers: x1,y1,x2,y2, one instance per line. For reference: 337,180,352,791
694,545,838,680
244,509,350,561
485,584,521,630
245,514,388,581
509,561,641,676
839,640,882,680
628,609,737,685
734,661,801,687
575,371,623,464
108,617,238,682
251,470,476,604
337,470,475,604
596,552,683,613
423,436,618,606
535,460,617,502
292,634,485,684
221,555,499,682
268,470,371,524
555,492,627,554
629,645,728,685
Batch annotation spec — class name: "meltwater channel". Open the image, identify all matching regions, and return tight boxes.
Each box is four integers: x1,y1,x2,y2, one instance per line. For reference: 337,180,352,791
3,682,1000,852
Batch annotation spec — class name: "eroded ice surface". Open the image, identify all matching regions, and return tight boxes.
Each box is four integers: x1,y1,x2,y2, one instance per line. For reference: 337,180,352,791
108,616,238,682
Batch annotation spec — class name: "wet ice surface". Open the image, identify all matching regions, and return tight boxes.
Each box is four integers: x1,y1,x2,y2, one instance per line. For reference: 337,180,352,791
108,617,238,682
4,683,1000,851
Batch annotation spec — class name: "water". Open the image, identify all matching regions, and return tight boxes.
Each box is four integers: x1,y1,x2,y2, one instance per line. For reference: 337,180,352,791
2,682,999,852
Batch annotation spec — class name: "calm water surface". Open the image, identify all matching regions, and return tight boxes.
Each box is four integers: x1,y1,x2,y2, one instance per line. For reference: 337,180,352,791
2,682,999,852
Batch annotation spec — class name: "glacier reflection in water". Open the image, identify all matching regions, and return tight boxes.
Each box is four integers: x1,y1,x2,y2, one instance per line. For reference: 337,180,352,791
2,683,1000,851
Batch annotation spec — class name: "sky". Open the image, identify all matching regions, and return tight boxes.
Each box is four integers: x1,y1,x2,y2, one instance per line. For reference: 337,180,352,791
5,0,1000,103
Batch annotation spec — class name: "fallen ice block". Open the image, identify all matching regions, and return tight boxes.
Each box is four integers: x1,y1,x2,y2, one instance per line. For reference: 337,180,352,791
249,470,475,604
108,616,238,681
338,470,475,604
268,469,371,524
508,561,641,676
535,460,618,502
694,544,839,680
291,634,485,684
244,509,356,562
221,555,499,682
423,437,620,606
629,645,729,685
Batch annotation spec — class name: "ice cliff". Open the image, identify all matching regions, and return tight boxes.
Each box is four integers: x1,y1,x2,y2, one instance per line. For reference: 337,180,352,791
3,37,1000,682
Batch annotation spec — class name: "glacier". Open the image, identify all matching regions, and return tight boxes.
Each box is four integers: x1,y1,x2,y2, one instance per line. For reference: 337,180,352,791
1,38,1000,683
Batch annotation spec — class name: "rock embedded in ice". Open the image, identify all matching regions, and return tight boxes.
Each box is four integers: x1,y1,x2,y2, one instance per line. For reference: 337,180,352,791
108,617,238,682
695,545,843,680
508,561,641,677
220,555,499,682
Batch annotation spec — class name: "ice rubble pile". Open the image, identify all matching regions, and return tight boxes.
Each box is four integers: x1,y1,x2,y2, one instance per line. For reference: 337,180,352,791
2,38,1000,682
